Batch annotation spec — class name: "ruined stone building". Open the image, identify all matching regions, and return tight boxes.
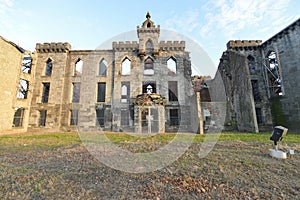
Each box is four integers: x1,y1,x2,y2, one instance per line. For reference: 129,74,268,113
1,13,205,134
215,18,300,132
0,36,34,132
1,14,299,134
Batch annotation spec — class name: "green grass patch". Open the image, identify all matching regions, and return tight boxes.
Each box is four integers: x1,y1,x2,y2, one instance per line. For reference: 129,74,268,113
0,131,299,153
0,132,81,153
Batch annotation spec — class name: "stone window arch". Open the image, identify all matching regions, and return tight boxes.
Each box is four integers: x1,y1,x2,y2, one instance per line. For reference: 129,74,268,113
99,59,107,76
75,58,83,76
146,39,153,54
144,57,154,75
45,58,53,76
167,57,177,75
121,57,131,75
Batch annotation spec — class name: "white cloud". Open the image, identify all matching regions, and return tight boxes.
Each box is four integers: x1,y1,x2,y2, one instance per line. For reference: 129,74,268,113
200,0,292,39
163,9,200,33
0,0,14,14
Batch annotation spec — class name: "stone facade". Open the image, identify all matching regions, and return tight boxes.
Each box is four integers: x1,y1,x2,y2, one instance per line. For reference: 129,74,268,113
1,14,299,134
26,13,196,133
0,36,34,133
214,18,300,132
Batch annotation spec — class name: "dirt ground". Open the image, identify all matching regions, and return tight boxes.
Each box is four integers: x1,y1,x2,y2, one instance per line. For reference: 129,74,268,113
1,140,299,199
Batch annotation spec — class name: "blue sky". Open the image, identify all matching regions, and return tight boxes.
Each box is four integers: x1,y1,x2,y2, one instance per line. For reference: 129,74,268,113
1,0,299,76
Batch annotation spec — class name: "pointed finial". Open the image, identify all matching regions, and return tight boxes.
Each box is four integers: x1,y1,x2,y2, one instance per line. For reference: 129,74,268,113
146,12,151,19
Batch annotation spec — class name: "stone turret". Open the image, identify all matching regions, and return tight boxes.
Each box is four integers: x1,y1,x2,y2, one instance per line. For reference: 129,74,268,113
137,12,160,57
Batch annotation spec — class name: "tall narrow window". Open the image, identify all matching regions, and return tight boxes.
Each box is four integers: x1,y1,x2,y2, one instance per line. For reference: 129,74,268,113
143,82,156,94
13,108,24,127
96,109,105,126
45,58,53,76
99,59,107,76
17,79,29,99
251,80,260,101
75,59,83,76
256,108,263,125
39,110,47,126
146,40,153,54
170,109,179,126
121,82,130,103
72,82,81,103
168,81,178,101
144,57,154,75
122,58,131,75
97,82,106,102
70,110,79,125
42,83,50,103
21,55,32,73
248,55,256,73
167,57,177,75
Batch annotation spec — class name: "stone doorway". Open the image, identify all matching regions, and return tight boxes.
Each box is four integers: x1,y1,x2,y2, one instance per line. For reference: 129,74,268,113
134,93,166,133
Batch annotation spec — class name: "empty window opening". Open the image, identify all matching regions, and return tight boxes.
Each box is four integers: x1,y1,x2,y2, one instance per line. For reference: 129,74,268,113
99,59,107,76
13,108,24,127
45,58,53,76
75,58,83,76
267,51,283,96
256,108,263,125
97,82,106,102
42,83,50,103
70,110,79,126
251,80,260,101
96,109,105,126
146,40,153,54
21,54,32,73
268,52,278,70
144,57,154,75
248,55,256,73
39,110,47,126
121,82,130,103
17,79,29,99
72,82,81,103
167,57,177,75
121,58,131,75
170,109,180,126
143,82,156,94
168,81,178,101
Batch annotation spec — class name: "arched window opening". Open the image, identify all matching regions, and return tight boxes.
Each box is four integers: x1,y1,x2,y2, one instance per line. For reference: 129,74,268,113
45,58,53,76
146,40,153,54
143,82,156,94
122,58,131,75
144,57,154,75
121,82,130,103
99,59,107,76
167,57,177,75
247,55,256,73
75,59,83,76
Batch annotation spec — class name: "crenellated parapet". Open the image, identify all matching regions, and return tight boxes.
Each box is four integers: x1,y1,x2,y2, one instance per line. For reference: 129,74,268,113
159,41,185,51
227,40,262,50
112,41,139,51
36,42,71,53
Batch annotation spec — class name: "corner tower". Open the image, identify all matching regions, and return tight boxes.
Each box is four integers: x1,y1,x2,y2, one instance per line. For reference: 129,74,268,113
137,12,160,57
